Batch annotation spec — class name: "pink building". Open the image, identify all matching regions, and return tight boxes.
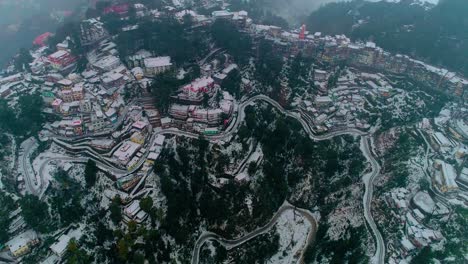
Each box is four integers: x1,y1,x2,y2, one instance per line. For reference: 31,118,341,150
182,77,215,98
48,50,77,70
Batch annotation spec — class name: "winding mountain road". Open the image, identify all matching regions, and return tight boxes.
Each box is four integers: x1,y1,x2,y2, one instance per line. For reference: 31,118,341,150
361,137,385,264
20,138,40,196
43,94,384,263
191,201,317,264
188,96,384,264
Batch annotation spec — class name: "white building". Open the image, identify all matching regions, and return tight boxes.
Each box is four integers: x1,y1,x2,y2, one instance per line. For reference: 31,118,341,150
124,200,148,223
113,141,142,165
412,191,435,215
143,56,172,76
92,55,121,72
131,67,144,80
314,69,328,81
212,10,233,20
50,235,71,257
432,132,453,148
315,96,333,106
434,161,459,193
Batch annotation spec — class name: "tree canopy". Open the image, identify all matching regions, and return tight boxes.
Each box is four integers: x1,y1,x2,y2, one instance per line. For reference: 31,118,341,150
0,192,15,243
211,19,252,65
84,159,98,187
115,17,207,64
20,195,51,233
0,93,45,137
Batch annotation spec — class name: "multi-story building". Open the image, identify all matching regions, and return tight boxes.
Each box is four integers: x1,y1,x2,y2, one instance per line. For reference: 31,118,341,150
92,55,121,72
89,110,107,132
169,104,190,120
60,90,74,103
146,109,161,127
52,98,63,113
182,77,215,99
113,141,141,166
212,10,233,20
191,108,223,125
433,160,459,193
80,99,93,113
57,79,73,90
50,119,84,137
0,73,23,85
71,83,84,101
102,72,125,89
47,50,77,71
5,230,39,257
131,67,144,80
130,131,146,145
0,85,12,98
143,56,172,77
126,50,152,68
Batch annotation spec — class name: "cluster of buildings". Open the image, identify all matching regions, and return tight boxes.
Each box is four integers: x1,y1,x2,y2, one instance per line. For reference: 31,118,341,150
167,78,235,133
1,1,467,262
385,189,449,263
178,5,467,101
112,120,151,169
409,103,467,198
377,103,468,262
295,69,390,133
159,60,239,133
249,26,468,100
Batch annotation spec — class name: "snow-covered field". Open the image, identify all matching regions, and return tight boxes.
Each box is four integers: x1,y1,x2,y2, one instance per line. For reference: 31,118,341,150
268,209,312,264
31,144,69,186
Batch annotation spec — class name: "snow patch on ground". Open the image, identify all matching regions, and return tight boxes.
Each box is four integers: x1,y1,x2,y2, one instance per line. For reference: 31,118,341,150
326,185,364,241
268,209,312,264
32,143,70,186
177,68,187,80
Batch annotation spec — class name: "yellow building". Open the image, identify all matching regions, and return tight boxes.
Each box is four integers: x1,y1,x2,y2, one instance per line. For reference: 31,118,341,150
6,230,39,257
130,131,145,145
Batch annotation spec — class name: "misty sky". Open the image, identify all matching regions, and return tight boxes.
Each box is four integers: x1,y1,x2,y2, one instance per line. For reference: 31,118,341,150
260,0,439,24
0,0,85,67
0,0,441,67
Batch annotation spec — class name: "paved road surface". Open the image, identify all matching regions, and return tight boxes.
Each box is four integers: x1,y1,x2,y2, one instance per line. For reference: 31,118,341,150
361,137,385,264
19,138,40,196
48,94,384,263
191,201,317,264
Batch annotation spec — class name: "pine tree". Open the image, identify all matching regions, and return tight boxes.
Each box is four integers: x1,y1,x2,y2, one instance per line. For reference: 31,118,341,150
84,159,98,187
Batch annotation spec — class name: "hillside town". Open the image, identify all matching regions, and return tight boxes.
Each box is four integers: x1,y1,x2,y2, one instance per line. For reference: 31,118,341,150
0,0,466,264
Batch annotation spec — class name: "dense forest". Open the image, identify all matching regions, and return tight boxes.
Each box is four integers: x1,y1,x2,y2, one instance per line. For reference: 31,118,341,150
306,0,468,76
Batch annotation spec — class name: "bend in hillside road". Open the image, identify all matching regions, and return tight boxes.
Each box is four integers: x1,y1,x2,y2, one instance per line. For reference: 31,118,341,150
360,136,385,264
239,96,383,264
209,95,367,142
55,95,366,176
199,48,223,66
37,157,87,198
47,95,383,262
20,138,40,196
34,155,128,199
191,201,317,264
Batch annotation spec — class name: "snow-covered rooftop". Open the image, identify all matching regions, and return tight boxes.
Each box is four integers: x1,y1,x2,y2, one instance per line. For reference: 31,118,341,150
144,56,172,68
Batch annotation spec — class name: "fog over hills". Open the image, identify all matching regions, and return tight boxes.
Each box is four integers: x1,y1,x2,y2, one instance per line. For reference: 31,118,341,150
0,0,85,68
251,0,341,24
251,0,439,24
